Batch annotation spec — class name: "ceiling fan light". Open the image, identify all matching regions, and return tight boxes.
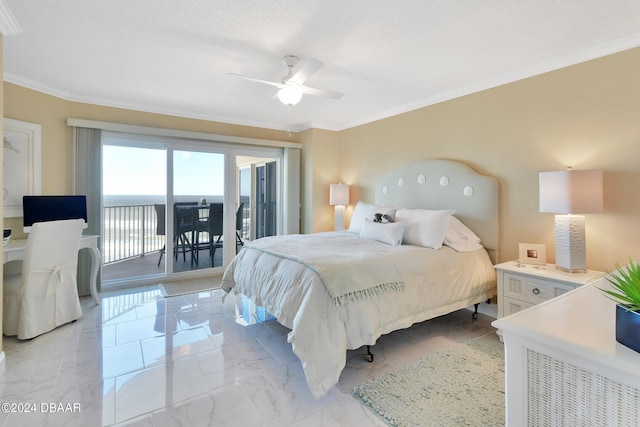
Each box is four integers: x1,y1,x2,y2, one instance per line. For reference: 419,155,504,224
277,83,303,106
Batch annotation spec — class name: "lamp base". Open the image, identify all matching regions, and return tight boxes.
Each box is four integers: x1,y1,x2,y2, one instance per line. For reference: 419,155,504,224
554,214,587,273
334,205,345,231
554,265,587,274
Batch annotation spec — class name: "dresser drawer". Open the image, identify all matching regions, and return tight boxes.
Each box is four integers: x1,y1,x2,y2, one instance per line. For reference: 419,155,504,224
503,272,576,305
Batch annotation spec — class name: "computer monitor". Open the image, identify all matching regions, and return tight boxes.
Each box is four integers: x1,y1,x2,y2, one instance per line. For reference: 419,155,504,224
22,195,88,233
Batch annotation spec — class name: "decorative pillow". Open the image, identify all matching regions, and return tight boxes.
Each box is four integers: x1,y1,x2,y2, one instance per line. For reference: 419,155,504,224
444,216,483,252
348,202,396,234
394,208,453,249
359,219,405,246
373,213,393,223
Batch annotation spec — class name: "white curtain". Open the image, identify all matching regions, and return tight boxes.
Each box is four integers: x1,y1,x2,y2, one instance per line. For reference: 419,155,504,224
74,127,102,296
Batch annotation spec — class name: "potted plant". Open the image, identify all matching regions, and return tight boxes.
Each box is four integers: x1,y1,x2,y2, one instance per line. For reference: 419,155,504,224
600,259,640,353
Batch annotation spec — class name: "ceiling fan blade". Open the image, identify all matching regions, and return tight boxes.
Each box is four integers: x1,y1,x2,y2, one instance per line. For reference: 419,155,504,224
301,85,343,100
229,73,282,88
289,58,323,85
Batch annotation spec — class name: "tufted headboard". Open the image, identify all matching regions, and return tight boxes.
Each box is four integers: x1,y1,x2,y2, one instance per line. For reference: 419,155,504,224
375,159,499,263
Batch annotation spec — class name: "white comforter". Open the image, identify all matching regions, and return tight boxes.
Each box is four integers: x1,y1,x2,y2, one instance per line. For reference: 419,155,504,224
221,231,496,398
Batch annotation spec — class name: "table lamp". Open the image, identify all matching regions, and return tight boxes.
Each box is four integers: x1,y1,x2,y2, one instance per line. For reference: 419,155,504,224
330,183,349,231
539,168,603,272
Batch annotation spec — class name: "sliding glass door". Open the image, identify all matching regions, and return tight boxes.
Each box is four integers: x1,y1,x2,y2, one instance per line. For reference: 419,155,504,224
235,152,280,246
171,149,226,273
100,132,287,289
101,141,167,283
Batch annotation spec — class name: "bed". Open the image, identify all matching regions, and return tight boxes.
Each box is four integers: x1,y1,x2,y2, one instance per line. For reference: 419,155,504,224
221,159,499,398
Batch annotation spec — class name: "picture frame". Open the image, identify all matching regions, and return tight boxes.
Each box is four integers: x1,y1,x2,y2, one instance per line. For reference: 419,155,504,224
518,243,546,266
3,118,42,218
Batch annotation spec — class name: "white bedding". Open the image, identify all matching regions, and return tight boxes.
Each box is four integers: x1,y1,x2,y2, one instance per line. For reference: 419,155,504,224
243,232,407,306
222,231,496,398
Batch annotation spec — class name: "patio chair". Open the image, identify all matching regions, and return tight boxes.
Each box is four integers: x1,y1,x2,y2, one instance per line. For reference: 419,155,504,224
192,203,223,267
174,202,197,264
236,202,245,252
153,204,166,267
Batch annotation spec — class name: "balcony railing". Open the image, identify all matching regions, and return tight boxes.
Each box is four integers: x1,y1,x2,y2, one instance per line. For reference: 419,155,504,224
102,203,253,265
103,205,164,264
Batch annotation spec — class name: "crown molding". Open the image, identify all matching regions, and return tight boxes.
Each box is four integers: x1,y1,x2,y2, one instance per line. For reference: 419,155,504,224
67,118,301,149
340,32,640,131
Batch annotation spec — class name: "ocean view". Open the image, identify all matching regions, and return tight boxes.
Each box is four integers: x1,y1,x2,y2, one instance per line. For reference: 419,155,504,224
103,195,225,207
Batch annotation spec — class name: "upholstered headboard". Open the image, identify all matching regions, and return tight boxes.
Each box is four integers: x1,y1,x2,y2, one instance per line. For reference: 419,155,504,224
375,159,499,263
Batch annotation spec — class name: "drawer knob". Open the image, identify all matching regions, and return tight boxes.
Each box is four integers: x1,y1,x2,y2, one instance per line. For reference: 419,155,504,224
532,288,540,295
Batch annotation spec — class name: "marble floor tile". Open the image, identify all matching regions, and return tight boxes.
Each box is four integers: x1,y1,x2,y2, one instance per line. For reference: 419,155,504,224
140,328,214,367
114,357,210,424
0,281,497,426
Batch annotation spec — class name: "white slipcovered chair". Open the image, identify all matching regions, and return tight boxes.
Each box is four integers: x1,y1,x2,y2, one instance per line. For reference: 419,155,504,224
3,219,85,339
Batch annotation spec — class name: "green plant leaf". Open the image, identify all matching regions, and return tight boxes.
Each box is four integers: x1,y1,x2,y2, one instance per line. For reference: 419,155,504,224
599,258,640,311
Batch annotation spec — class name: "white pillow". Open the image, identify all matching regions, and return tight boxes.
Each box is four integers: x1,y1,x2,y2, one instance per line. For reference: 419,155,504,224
359,219,405,246
444,216,483,252
348,202,396,234
394,208,453,249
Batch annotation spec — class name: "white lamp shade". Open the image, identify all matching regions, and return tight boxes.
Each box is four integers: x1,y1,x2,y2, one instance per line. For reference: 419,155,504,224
539,170,603,214
329,183,349,206
277,82,303,106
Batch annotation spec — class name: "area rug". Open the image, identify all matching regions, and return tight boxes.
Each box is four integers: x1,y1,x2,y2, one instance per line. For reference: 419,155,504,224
353,335,505,427
159,276,222,297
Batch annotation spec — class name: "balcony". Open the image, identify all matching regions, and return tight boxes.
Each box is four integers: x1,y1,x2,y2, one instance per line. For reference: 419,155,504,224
101,203,250,282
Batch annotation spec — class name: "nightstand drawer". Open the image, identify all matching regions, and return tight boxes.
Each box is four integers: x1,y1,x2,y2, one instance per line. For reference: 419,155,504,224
503,296,535,317
503,272,575,305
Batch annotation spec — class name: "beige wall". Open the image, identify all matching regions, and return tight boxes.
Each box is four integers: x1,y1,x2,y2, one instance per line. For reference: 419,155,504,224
300,127,340,233
336,47,640,272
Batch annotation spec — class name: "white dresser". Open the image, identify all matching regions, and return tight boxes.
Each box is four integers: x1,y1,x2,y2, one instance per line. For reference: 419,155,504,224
492,281,640,426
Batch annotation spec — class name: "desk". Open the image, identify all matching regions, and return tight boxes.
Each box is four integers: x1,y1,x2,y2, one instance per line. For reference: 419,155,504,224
3,235,101,304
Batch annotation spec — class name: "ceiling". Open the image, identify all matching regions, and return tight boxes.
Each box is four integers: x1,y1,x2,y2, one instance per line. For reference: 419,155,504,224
3,1,640,132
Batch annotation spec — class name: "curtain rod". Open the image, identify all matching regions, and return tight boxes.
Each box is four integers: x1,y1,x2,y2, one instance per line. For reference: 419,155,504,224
67,118,301,149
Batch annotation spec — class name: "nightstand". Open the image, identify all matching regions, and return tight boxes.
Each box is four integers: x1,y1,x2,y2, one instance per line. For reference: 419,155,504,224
495,261,605,320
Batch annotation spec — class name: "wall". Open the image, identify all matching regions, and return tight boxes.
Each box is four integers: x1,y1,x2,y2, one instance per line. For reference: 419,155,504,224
337,47,640,272
300,127,340,233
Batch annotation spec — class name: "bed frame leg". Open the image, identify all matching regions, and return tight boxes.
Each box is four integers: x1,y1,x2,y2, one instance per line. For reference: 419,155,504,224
473,303,479,321
365,345,374,363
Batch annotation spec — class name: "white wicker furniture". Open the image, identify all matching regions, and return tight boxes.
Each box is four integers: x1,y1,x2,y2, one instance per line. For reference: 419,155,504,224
493,280,640,426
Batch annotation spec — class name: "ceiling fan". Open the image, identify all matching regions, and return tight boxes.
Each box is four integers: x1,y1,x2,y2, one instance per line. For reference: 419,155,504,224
230,55,343,106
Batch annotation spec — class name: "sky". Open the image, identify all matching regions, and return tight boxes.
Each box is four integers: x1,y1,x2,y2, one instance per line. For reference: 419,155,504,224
102,145,225,196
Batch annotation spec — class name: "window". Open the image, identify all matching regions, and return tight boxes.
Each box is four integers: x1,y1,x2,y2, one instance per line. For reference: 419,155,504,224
72,124,299,290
